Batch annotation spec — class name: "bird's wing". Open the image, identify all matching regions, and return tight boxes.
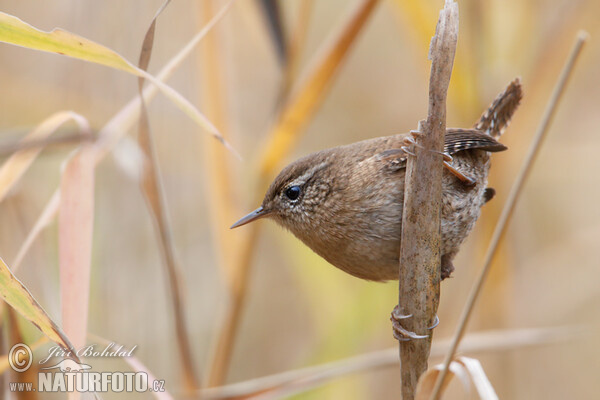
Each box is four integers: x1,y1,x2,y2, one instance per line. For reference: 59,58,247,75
371,148,408,172
444,129,507,154
370,128,504,173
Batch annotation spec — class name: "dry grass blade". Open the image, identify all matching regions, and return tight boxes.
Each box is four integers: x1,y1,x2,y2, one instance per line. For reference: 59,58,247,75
92,0,236,164
0,256,77,356
136,0,200,392
200,326,578,399
59,146,96,353
429,31,589,400
417,357,497,400
0,11,234,154
0,111,91,203
208,0,381,387
397,1,458,398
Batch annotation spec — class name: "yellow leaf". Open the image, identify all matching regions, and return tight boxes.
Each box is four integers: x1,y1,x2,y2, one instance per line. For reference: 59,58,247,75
0,11,232,152
0,257,75,352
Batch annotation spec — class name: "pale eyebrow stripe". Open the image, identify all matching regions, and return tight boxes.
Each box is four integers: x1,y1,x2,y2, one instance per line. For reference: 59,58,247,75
289,161,329,187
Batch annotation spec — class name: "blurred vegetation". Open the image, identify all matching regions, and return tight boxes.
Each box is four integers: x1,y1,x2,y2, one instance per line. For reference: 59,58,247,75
0,0,599,399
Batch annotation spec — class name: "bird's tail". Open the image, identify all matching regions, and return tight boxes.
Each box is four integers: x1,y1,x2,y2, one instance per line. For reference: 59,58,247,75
474,78,523,139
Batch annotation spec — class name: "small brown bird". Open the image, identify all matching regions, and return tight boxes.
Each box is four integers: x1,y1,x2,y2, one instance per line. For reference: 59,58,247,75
232,79,522,282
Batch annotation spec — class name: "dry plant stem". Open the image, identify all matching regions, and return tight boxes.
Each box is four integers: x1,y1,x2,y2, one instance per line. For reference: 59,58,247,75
429,31,588,400
200,327,578,400
136,0,201,393
397,1,458,398
208,0,380,387
0,133,94,157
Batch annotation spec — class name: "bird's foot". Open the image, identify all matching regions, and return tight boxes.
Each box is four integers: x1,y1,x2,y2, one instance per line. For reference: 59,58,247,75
402,134,422,157
390,306,439,341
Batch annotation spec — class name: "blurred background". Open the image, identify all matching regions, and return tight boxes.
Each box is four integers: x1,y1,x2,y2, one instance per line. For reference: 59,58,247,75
0,0,599,398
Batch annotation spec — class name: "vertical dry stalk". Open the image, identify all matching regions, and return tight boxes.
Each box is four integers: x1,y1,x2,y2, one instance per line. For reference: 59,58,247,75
398,1,458,399
429,31,588,400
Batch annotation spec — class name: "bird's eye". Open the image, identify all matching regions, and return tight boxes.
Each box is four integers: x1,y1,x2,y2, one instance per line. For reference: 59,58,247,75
284,186,301,201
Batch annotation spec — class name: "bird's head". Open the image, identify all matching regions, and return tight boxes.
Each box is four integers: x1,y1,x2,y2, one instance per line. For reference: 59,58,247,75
230,154,333,231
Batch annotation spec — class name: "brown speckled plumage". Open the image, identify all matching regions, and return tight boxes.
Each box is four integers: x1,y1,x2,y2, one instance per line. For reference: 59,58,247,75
234,79,522,281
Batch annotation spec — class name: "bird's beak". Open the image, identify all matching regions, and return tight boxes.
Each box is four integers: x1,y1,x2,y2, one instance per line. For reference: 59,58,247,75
230,206,270,229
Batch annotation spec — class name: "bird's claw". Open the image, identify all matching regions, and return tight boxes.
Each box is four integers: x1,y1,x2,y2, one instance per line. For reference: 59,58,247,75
401,145,416,157
402,135,423,157
390,306,439,341
409,129,423,139
429,314,440,330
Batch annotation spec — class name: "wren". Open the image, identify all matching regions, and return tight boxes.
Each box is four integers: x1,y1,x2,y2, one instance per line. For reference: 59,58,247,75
232,79,522,282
